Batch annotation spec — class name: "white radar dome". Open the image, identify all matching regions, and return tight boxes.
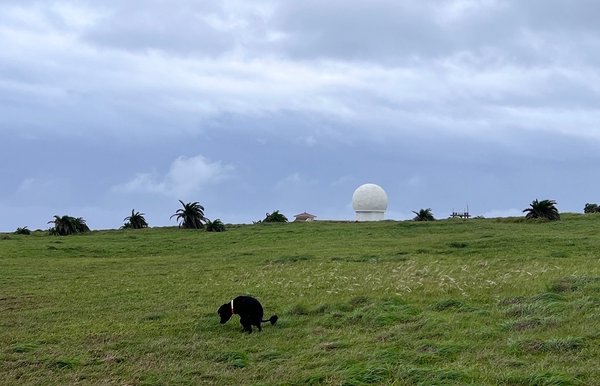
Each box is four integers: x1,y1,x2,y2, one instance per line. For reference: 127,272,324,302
352,183,388,221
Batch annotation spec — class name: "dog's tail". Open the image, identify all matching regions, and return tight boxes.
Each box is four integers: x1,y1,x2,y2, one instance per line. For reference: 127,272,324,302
262,315,278,325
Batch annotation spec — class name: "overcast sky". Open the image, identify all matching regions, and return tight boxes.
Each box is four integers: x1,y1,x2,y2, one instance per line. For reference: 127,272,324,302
1,0,600,231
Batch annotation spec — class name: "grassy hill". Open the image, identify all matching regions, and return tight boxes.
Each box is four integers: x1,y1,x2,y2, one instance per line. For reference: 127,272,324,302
1,215,599,385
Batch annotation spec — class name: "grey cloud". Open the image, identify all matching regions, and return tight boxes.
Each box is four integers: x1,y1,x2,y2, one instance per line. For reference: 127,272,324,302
70,0,277,57
5,1,600,65
271,1,445,61
83,2,234,56
267,0,600,66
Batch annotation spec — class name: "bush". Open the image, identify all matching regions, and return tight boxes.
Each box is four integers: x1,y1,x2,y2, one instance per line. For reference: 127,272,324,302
15,227,31,235
412,208,435,221
263,210,288,223
206,219,226,232
48,215,90,236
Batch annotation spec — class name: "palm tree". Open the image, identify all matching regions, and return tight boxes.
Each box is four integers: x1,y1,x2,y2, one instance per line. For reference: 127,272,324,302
523,199,560,221
73,217,90,233
170,200,206,229
412,208,435,221
123,209,149,229
15,226,31,235
206,219,226,232
48,215,90,235
263,210,288,223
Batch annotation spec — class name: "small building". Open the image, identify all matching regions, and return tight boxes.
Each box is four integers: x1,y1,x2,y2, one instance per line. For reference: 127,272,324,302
294,212,316,222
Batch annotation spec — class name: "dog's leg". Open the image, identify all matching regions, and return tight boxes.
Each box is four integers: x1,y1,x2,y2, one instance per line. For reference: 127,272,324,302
240,319,253,333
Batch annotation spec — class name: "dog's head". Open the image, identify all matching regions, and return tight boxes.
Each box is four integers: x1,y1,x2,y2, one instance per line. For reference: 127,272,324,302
217,303,233,324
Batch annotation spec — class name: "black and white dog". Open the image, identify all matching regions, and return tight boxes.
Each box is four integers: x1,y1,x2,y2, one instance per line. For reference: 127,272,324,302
217,295,278,333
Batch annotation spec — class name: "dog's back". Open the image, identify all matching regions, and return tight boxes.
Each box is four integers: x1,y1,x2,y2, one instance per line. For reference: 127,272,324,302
234,295,264,320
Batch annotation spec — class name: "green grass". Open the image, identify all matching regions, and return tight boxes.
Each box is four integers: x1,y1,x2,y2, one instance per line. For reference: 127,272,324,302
1,214,599,385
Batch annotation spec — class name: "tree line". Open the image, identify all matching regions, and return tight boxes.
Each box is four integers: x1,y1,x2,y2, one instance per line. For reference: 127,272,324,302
13,200,289,236
11,199,600,236
413,199,588,222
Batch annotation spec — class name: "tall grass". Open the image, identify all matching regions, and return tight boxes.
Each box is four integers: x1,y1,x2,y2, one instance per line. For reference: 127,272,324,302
1,214,599,385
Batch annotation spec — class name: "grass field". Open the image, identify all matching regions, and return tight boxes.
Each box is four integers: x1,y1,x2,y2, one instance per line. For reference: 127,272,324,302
1,215,600,385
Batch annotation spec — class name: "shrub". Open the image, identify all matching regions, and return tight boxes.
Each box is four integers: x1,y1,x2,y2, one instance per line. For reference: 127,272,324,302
263,210,288,223
412,208,435,221
206,219,226,232
15,227,31,235
48,215,90,236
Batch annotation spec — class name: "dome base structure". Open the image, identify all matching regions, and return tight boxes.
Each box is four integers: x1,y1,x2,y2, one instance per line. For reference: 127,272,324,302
355,210,385,221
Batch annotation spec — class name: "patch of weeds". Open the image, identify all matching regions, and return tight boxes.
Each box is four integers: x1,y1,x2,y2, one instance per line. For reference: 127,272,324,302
10,343,39,353
384,254,410,262
400,367,467,384
498,371,580,386
256,350,282,361
336,301,354,313
414,353,442,365
343,364,390,385
321,311,347,328
501,317,558,331
287,304,310,316
510,337,585,354
532,292,566,302
271,254,314,264
432,299,469,312
572,296,600,312
375,317,428,342
352,255,380,262
499,296,526,306
382,251,410,262
504,300,564,318
310,304,332,315
48,358,79,370
369,348,402,364
140,312,163,321
504,303,535,318
294,373,327,385
215,351,249,368
414,343,462,365
98,352,126,365
543,337,585,352
548,277,600,293
448,241,468,249
346,297,421,327
549,251,569,258
348,296,371,307
319,341,349,351
415,248,429,254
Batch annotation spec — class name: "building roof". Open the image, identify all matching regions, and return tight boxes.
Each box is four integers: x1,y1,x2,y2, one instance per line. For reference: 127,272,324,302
294,212,316,218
